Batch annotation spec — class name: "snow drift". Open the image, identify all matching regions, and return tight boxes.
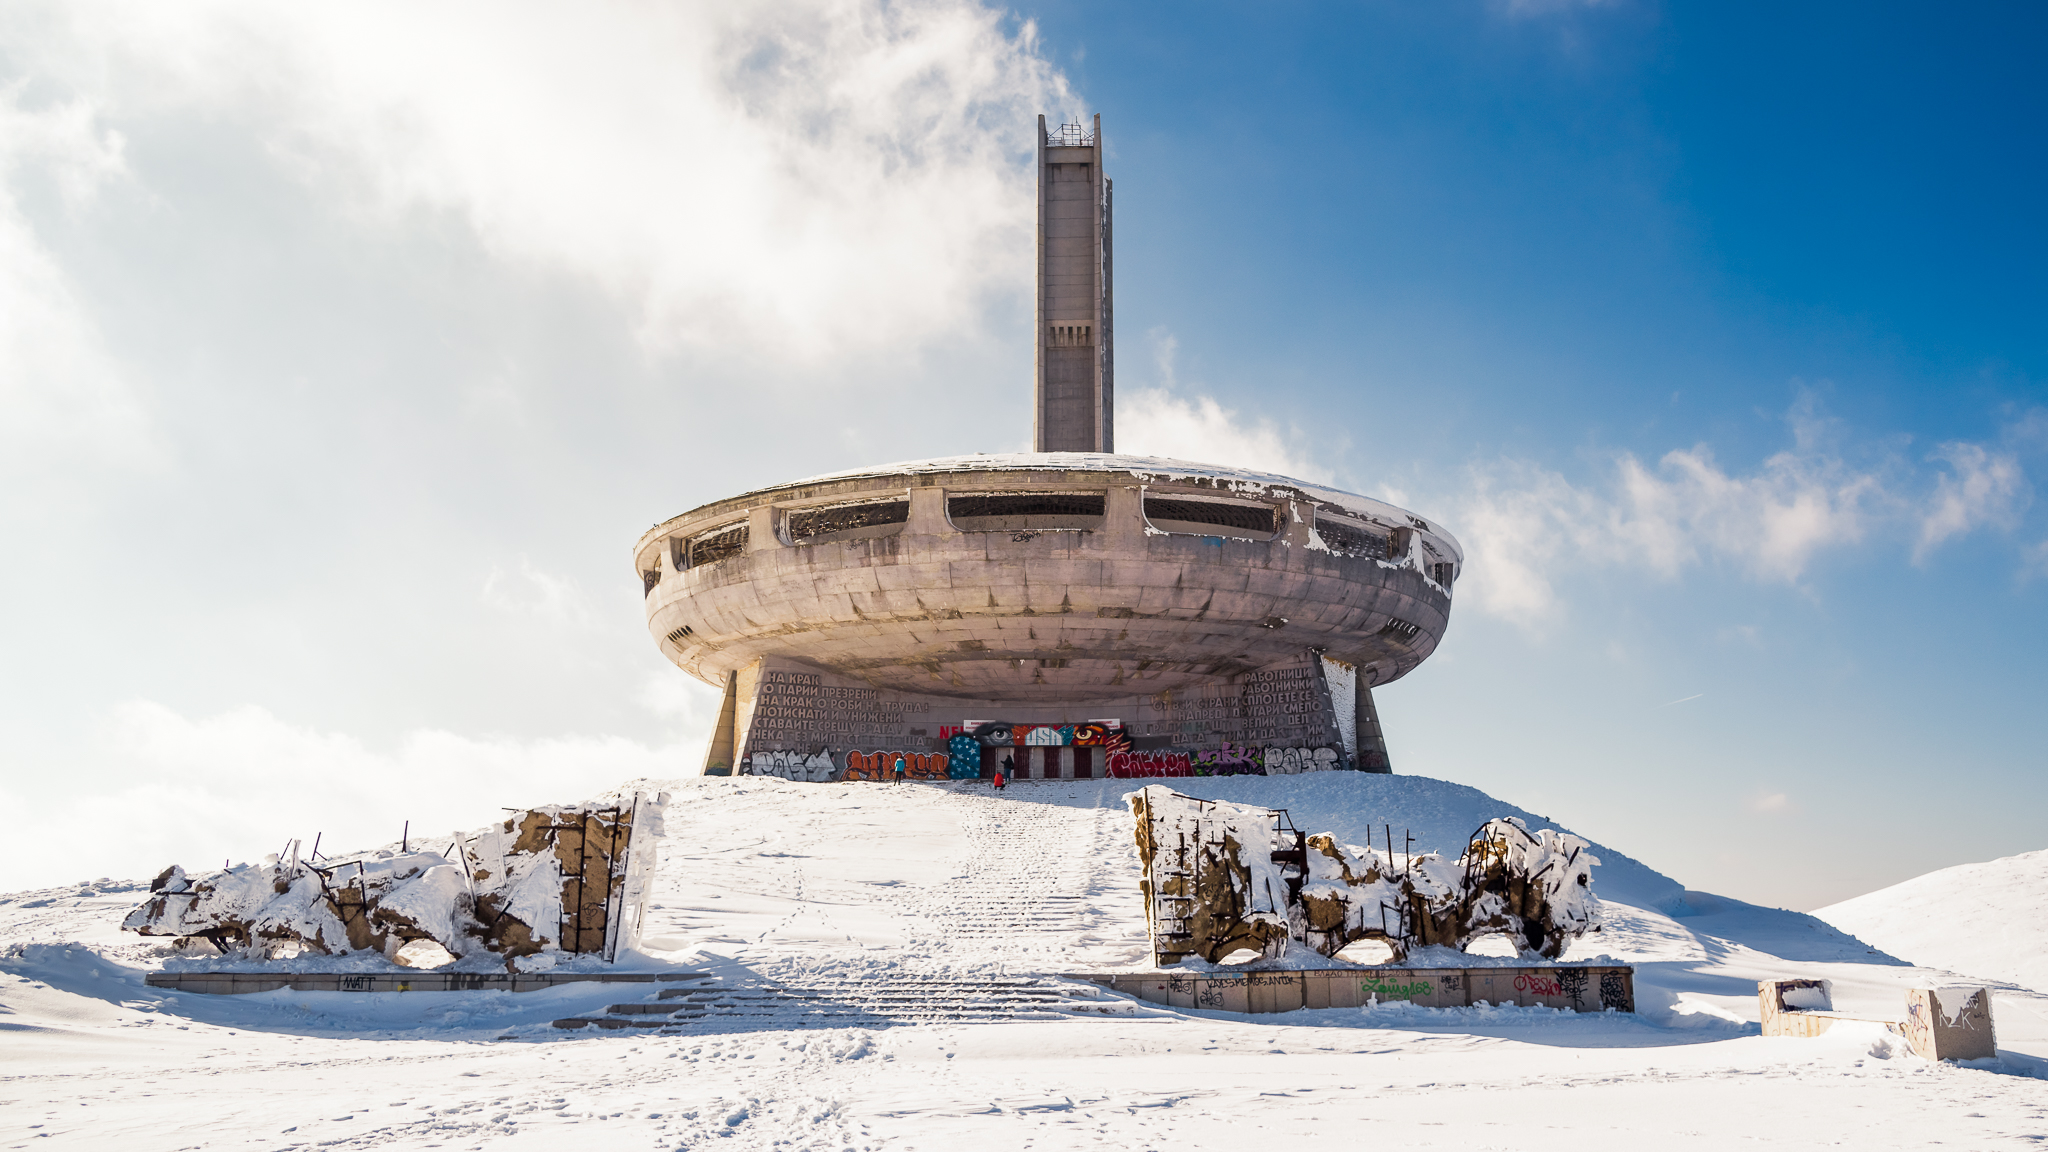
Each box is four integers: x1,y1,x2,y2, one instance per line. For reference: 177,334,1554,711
1813,845,2048,993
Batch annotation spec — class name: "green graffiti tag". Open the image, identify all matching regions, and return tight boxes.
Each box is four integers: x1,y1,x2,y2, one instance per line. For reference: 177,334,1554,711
1361,978,1434,1001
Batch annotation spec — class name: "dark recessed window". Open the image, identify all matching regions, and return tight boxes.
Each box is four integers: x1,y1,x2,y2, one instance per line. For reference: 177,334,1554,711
1313,517,1390,560
788,500,908,543
948,493,1106,519
689,523,748,568
1143,498,1276,535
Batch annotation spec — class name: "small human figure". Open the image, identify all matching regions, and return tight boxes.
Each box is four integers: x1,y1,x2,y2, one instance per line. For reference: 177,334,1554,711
996,752,1013,790
993,768,1006,790
891,755,904,784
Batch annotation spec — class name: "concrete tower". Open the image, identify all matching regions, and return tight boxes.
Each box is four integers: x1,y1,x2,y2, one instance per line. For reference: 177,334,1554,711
1034,114,1113,452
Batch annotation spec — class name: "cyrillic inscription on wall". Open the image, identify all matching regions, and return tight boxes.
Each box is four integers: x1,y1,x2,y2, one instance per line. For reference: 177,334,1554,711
1150,658,1340,749
744,669,933,752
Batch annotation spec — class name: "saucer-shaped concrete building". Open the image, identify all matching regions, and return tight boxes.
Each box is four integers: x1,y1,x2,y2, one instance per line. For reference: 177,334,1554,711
635,118,1461,782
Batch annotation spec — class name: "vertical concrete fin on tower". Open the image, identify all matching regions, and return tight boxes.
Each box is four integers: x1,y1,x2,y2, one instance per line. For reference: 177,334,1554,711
1035,113,1112,453
701,670,739,776
1356,679,1393,773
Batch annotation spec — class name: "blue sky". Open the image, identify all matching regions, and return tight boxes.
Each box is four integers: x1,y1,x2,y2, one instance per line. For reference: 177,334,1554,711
0,1,2040,908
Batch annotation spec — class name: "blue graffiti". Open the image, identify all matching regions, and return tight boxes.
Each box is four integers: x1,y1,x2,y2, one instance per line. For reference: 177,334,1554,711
947,733,983,779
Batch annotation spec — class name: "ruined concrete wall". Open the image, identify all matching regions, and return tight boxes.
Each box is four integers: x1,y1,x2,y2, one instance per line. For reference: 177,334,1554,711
1128,786,1602,966
123,791,665,967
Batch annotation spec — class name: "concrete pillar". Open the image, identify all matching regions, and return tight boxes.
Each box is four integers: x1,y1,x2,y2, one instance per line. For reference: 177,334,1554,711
1102,485,1146,546
747,505,780,552
906,485,951,535
1357,679,1392,773
1282,499,1316,549
701,671,739,776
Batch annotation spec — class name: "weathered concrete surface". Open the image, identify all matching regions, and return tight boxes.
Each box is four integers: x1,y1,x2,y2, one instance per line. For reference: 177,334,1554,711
143,971,705,995
636,454,1460,705
1036,114,1112,452
1901,986,1998,1061
1757,979,1999,1061
1074,965,1636,1014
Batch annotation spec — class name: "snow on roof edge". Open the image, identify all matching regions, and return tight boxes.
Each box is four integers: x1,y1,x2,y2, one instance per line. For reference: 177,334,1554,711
746,452,1463,561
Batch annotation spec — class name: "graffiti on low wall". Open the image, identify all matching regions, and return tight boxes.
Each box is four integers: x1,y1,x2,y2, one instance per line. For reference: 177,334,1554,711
743,750,837,781
1107,751,1194,778
1106,744,1346,778
741,735,1344,784
1361,977,1436,1002
842,751,951,782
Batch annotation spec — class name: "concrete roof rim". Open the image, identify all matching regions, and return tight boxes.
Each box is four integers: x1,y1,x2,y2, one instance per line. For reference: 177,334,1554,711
634,453,1463,567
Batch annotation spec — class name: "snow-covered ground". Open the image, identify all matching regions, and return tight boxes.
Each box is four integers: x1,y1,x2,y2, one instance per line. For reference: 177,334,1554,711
1813,846,2048,995
5,773,2046,1150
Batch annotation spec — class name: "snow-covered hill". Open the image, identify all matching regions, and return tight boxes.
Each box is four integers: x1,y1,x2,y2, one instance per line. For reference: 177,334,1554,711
1813,847,2048,994
4,772,2045,1151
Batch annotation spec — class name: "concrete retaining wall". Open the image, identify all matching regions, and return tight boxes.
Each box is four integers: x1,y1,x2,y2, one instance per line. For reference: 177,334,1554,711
1072,965,1635,1014
144,971,704,995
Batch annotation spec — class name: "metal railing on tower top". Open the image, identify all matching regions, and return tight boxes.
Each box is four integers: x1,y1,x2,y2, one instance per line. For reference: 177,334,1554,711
1047,122,1095,147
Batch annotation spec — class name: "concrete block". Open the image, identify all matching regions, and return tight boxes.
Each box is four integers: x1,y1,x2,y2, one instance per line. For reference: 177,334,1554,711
1759,979,1840,1038
1901,987,1997,1061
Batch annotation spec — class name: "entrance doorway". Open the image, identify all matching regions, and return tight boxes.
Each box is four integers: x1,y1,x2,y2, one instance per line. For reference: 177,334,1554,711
980,746,1099,780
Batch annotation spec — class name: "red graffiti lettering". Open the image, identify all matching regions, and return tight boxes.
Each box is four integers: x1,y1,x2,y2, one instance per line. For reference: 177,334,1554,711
1513,974,1563,996
1107,752,1194,778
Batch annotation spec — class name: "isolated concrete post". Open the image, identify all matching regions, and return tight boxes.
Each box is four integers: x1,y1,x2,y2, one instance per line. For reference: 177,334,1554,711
1282,499,1315,549
1102,485,1146,547
747,506,780,552
906,485,951,535
1902,987,1996,1061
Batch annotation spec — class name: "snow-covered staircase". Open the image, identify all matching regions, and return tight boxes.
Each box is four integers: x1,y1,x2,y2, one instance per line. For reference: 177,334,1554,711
550,972,1129,1031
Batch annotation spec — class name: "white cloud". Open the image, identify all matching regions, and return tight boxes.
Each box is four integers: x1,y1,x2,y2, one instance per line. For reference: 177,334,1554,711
0,701,704,890
1453,421,1887,627
482,557,594,629
4,0,1073,363
1748,792,1791,815
0,85,151,485
2022,540,2048,582
1116,331,1334,482
1916,442,2030,561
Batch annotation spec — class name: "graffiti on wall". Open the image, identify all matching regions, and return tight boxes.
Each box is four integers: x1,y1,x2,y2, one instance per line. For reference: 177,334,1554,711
1105,744,1346,778
744,750,838,782
946,734,983,779
958,721,1129,750
1107,751,1194,778
842,751,952,782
